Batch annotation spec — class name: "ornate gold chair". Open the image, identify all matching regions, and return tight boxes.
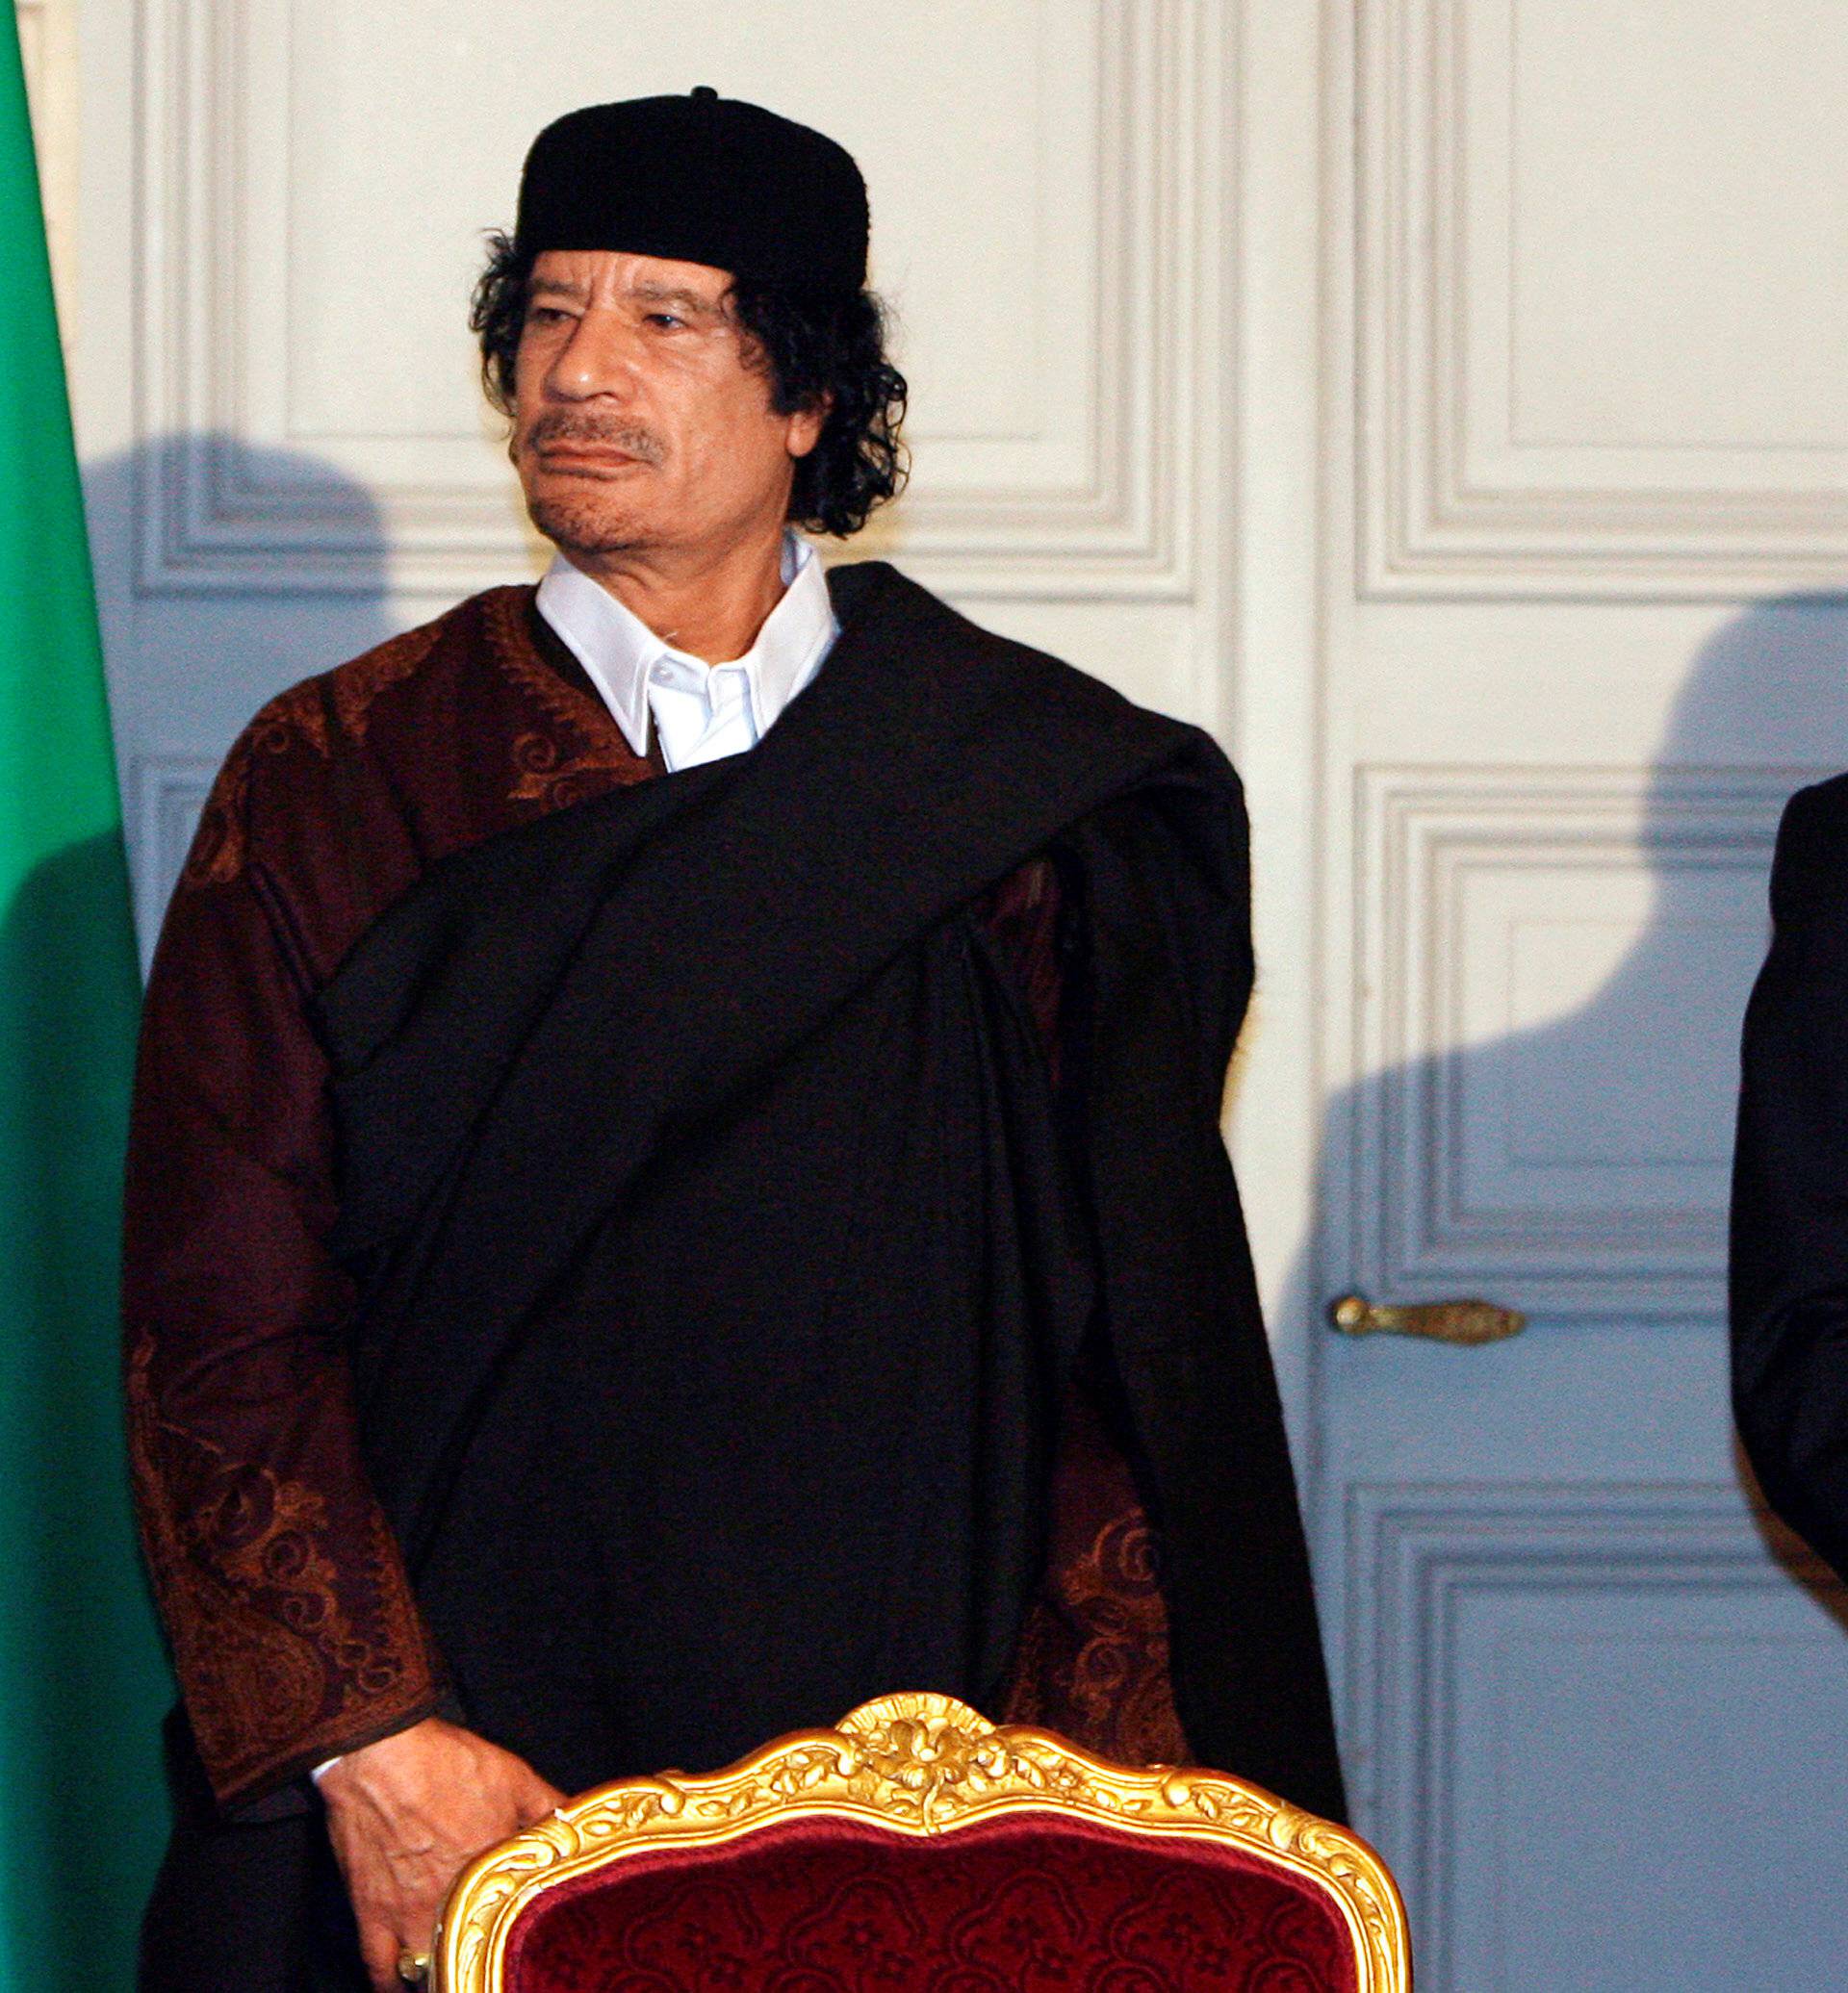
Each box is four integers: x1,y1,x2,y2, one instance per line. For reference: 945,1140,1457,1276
433,1692,1410,1992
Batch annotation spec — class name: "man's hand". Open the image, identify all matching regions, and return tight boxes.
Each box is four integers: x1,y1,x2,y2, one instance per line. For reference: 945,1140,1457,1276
318,1715,567,1991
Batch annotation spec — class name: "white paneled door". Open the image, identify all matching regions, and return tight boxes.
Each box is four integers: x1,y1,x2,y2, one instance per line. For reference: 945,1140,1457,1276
68,4,1848,1987
1313,2,1848,1988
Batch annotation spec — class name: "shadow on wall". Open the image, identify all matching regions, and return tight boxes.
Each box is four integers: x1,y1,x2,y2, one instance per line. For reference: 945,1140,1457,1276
9,439,399,1973
1253,599,1848,1985
1277,592,1848,1748
81,438,409,947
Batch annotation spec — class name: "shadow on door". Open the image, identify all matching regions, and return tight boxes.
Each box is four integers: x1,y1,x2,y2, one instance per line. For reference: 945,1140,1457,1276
1280,597,1848,1991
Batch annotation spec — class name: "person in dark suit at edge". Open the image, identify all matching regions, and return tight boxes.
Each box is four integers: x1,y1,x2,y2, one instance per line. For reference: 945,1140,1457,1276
1732,772,1848,1582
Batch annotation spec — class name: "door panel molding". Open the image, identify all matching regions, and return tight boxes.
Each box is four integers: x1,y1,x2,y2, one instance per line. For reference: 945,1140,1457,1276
1345,1480,1847,1989
129,753,212,965
1358,0,1848,599
1343,764,1819,1318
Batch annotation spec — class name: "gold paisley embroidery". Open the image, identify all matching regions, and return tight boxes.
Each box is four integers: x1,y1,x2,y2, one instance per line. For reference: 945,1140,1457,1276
248,679,329,760
1002,1385,1194,1768
181,686,326,891
480,586,654,805
481,587,610,736
1060,1509,1192,1763
126,1331,436,1797
1004,1503,1192,1768
332,619,443,743
184,676,335,890
181,736,256,890
181,620,445,891
506,728,654,808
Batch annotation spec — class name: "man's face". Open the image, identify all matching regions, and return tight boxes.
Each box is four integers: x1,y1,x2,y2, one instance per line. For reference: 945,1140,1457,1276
510,249,823,567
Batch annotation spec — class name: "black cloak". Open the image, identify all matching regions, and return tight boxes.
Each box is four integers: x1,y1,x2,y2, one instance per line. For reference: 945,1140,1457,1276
312,560,1344,1820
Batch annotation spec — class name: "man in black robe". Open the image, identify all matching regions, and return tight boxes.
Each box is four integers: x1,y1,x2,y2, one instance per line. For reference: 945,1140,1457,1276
127,90,1344,1992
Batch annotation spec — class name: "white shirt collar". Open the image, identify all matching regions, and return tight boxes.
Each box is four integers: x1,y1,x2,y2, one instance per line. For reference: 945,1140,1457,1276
534,534,836,763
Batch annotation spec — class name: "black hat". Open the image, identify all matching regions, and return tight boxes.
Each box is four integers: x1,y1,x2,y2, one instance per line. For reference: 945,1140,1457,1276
514,88,868,295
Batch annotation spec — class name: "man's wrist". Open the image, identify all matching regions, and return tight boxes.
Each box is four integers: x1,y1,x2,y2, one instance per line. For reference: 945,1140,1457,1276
308,1688,464,1796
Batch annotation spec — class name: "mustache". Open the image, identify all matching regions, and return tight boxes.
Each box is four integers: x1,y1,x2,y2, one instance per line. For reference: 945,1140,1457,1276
524,414,665,466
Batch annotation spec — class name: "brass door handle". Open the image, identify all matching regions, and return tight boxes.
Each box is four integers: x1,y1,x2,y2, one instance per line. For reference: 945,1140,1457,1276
1329,1293,1526,1346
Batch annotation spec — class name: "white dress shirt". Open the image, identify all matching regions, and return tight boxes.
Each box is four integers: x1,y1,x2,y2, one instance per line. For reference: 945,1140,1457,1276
533,533,837,770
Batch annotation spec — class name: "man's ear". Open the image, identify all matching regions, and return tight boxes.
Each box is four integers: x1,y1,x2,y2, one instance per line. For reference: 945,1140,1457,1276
788,393,832,460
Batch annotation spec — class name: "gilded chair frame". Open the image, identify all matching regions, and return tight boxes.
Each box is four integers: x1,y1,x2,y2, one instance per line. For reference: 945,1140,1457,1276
433,1692,1411,1993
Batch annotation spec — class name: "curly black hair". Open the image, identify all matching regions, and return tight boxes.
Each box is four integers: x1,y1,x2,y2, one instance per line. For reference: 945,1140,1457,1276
469,232,908,538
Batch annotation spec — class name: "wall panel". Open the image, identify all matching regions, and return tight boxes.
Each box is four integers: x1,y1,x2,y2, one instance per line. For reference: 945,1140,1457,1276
1346,765,1809,1316
135,0,1220,601
1347,1483,1848,1990
1359,0,1848,598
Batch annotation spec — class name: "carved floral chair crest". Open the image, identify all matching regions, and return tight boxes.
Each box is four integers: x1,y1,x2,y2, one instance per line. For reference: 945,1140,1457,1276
434,1692,1411,1992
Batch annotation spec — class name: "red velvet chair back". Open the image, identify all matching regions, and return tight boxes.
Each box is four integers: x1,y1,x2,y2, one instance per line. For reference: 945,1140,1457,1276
434,1695,1410,1993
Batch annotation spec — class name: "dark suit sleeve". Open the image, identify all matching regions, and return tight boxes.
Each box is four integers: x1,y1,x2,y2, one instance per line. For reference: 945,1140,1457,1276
1731,777,1848,1580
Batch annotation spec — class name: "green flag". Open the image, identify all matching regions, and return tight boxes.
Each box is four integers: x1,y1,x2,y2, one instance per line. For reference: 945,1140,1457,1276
0,14,171,1983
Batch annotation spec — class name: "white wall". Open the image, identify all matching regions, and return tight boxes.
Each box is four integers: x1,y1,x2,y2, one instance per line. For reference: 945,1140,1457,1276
67,2,1254,967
